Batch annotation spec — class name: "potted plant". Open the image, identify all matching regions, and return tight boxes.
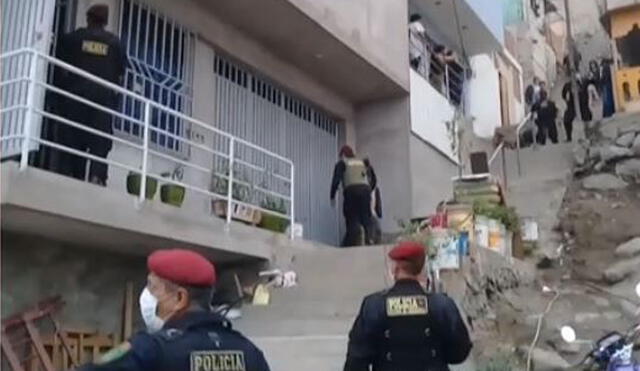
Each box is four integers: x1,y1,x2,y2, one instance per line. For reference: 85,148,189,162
259,196,289,233
160,166,186,207
126,171,158,199
210,167,261,224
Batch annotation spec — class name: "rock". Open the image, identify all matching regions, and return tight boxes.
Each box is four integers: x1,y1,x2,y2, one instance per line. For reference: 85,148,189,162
582,174,628,190
604,311,622,321
633,135,640,155
616,159,640,182
603,256,640,284
517,347,570,370
600,145,634,162
573,145,588,166
616,132,637,147
575,312,600,323
592,297,611,307
588,147,601,161
615,237,640,257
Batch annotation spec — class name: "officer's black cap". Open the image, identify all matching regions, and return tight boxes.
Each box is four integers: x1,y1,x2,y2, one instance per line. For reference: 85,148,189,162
87,4,109,25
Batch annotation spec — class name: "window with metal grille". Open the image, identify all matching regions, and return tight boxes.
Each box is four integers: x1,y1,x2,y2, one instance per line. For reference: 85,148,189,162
116,0,194,153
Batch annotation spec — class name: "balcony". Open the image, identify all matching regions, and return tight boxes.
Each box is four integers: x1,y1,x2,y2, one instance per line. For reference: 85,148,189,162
409,0,504,57
0,48,296,263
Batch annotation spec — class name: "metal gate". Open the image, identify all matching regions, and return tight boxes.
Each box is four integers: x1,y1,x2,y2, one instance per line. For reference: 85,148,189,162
1,0,56,158
117,0,194,154
213,55,340,245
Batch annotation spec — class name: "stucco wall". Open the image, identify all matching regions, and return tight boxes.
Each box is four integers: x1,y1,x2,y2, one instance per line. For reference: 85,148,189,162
355,97,412,232
409,135,457,218
409,70,458,163
287,0,409,92
467,54,503,138
1,233,147,335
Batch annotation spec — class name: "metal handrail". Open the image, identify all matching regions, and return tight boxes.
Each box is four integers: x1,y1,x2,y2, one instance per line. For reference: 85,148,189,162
1,48,296,238
488,112,533,187
408,32,465,105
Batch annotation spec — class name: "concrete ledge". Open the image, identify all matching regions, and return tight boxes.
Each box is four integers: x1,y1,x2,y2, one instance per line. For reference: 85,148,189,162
0,163,290,263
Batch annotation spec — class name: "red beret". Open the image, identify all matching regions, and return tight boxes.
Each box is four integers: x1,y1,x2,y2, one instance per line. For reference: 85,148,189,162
388,241,426,261
148,249,216,287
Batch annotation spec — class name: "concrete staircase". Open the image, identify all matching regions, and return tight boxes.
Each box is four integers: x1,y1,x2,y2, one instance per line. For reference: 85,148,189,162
503,142,575,258
233,241,477,371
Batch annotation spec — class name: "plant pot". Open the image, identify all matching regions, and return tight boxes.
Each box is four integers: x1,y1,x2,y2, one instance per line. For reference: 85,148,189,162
211,200,262,225
259,213,289,233
126,173,158,199
160,184,186,207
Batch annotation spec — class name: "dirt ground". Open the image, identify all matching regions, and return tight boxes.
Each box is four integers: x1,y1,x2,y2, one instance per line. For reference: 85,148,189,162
472,176,640,369
559,180,640,283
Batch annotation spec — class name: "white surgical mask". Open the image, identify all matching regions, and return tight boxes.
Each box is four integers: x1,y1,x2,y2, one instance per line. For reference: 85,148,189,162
139,288,165,333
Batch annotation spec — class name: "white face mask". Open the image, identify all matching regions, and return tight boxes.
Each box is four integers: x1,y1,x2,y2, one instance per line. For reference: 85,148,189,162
139,288,165,333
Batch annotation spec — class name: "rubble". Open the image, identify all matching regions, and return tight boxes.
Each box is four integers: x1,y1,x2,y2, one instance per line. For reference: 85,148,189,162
573,144,588,166
616,132,637,147
603,256,640,284
616,159,640,182
599,145,634,162
614,237,640,258
582,174,628,190
516,346,570,370
632,135,640,155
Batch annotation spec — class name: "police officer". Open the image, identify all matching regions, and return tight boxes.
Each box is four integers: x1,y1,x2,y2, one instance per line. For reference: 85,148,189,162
79,249,270,371
55,4,127,186
330,145,377,247
343,241,472,371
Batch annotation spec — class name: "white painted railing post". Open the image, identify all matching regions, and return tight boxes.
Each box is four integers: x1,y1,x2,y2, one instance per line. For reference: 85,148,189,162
289,165,295,239
226,138,235,225
20,50,39,170
139,102,151,202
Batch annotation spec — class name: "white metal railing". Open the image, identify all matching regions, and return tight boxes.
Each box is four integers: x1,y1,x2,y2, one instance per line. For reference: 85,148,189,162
409,30,466,107
0,48,296,238
488,112,533,187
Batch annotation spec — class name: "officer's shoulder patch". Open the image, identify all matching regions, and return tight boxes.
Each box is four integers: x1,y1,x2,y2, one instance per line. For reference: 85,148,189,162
95,342,131,364
386,295,429,317
191,350,246,371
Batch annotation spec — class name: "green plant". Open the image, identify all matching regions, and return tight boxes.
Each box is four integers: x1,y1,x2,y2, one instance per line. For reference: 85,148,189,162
396,220,435,258
473,200,520,233
210,166,252,202
261,196,287,215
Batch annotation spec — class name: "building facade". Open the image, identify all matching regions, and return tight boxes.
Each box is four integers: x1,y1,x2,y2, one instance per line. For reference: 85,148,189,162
601,0,640,112
1,0,516,338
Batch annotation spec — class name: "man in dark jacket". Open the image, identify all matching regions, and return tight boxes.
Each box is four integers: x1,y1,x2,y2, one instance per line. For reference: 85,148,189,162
331,145,377,247
78,249,270,371
562,80,576,142
55,4,127,186
344,241,472,371
532,90,558,145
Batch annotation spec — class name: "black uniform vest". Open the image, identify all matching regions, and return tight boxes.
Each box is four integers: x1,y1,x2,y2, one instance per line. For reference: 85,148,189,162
375,283,446,371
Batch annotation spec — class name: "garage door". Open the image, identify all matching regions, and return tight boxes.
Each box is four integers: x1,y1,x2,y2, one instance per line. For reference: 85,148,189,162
213,55,341,245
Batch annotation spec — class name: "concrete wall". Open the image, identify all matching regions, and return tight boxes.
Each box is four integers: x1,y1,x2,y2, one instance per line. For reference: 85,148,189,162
1,233,147,335
287,0,410,91
355,97,412,232
409,134,457,218
409,70,458,163
467,54,503,138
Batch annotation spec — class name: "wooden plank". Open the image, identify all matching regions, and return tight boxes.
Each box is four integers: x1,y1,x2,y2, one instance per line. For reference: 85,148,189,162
1,331,26,371
23,318,55,371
